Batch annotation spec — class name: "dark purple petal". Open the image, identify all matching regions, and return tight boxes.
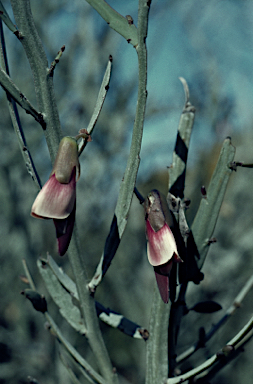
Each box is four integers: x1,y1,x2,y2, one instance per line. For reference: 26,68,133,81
54,201,76,256
154,270,169,304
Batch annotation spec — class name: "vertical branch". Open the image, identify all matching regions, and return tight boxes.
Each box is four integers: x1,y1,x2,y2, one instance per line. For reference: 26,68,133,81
9,1,117,382
146,285,171,384
0,20,41,189
67,230,118,383
10,0,62,162
88,0,150,291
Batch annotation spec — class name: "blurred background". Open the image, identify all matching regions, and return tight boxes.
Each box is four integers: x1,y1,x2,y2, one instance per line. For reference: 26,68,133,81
1,0,253,383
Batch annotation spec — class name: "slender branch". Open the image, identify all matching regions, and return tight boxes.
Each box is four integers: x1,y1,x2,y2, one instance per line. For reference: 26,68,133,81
10,0,62,162
21,260,106,384
145,285,171,384
191,138,236,269
167,313,253,384
0,0,20,35
84,0,138,46
168,77,195,198
46,313,107,384
176,273,253,363
0,20,42,189
78,55,112,156
88,0,150,291
48,45,66,77
0,66,45,127
67,229,118,383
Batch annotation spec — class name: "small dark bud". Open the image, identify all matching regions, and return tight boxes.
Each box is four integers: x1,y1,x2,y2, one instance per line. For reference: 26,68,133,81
109,55,113,62
191,300,222,314
201,185,207,198
21,289,47,313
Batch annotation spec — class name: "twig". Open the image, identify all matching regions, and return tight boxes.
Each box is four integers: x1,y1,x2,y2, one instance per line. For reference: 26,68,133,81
78,55,112,156
10,0,62,161
88,0,150,292
21,260,105,384
176,273,253,363
85,0,138,46
167,313,253,383
46,313,107,384
0,20,42,189
40,255,148,340
168,77,195,198
0,67,45,127
0,0,21,36
48,45,65,76
191,138,236,269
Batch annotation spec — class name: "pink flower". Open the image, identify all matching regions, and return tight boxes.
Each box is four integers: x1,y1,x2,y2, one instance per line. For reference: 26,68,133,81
145,190,182,303
31,137,80,256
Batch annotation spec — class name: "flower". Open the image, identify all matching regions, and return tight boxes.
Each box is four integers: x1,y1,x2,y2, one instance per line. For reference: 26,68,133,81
144,189,182,303
31,137,80,255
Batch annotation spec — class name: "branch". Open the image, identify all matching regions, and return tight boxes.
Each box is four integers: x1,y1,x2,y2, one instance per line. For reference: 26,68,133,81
167,313,253,384
0,20,42,189
0,0,20,35
21,260,105,384
88,0,150,291
146,78,195,381
78,55,112,156
176,273,253,363
191,137,236,269
85,0,138,47
0,66,45,127
168,77,195,198
10,0,62,162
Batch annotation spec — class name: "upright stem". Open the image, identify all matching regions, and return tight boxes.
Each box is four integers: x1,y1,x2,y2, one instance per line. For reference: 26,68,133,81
146,285,171,384
68,229,118,383
10,0,62,162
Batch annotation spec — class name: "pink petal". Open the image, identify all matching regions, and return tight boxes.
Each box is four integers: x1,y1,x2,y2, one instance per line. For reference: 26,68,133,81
146,220,178,266
54,201,76,256
31,169,76,219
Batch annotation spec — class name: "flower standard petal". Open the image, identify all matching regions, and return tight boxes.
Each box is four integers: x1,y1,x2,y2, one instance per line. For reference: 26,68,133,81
146,220,178,266
31,169,76,220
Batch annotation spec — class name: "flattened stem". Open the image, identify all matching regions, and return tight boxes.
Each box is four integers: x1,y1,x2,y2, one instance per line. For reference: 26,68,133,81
168,78,195,197
191,137,236,269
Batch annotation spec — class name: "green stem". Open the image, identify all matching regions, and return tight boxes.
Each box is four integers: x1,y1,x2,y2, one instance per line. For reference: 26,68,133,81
85,0,138,46
88,0,150,291
145,285,171,384
68,228,118,384
10,0,62,161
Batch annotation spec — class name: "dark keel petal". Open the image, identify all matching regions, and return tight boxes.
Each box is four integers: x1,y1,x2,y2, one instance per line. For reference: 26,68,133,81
54,201,76,256
154,269,169,304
